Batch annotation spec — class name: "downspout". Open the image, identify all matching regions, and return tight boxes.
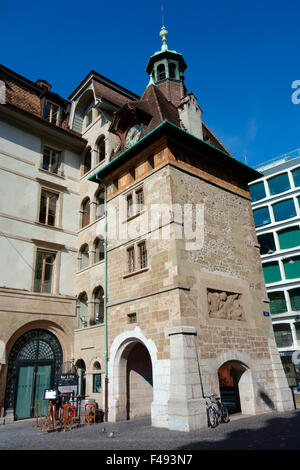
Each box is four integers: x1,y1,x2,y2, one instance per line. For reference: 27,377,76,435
96,175,108,422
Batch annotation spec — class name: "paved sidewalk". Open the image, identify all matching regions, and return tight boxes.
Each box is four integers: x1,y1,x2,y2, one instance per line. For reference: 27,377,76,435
0,409,300,451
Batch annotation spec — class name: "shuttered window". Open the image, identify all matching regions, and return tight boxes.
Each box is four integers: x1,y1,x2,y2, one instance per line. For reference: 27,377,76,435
268,291,287,315
262,261,282,284
283,257,300,279
278,226,300,250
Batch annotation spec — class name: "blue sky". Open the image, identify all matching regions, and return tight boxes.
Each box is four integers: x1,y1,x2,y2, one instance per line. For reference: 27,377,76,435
1,0,300,168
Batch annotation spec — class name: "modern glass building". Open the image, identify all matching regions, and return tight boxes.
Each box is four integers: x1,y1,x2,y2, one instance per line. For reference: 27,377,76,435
250,149,300,387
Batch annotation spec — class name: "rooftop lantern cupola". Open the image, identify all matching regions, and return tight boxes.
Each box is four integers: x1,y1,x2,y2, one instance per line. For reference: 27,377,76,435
145,26,187,107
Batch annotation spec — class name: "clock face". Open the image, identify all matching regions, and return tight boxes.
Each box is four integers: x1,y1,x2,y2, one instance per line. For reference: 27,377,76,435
125,124,141,148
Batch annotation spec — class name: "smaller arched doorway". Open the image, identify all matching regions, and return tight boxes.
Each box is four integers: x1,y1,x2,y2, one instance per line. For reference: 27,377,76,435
75,359,86,396
218,361,249,414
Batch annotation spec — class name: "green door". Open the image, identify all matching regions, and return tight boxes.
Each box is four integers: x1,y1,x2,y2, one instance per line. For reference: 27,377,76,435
15,366,35,420
34,365,52,417
15,365,52,419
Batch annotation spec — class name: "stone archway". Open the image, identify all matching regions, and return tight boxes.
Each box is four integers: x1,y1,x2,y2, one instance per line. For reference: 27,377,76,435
217,359,255,415
108,328,158,423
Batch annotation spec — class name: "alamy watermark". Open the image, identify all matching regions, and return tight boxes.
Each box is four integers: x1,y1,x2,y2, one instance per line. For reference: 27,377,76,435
96,199,205,250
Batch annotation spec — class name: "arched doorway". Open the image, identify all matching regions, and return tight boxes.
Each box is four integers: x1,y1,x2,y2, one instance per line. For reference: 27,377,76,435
110,339,153,421
75,359,86,396
5,329,62,420
126,342,153,420
218,361,249,414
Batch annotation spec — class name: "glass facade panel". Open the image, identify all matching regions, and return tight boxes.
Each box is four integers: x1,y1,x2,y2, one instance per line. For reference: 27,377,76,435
249,182,266,202
292,167,300,187
289,288,300,310
295,323,300,341
257,232,276,255
262,261,281,284
268,291,287,315
278,226,300,249
272,199,296,222
273,323,293,348
283,257,300,279
268,173,290,195
253,207,271,227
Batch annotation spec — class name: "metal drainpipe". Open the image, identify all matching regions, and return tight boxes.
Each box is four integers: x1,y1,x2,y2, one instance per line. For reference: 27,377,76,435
96,175,108,421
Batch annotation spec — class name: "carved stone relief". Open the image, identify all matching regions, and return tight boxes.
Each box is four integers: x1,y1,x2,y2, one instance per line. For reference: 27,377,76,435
207,289,244,321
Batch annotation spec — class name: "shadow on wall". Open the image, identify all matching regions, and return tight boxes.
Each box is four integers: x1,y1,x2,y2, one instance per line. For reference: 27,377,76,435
258,388,275,410
176,410,300,450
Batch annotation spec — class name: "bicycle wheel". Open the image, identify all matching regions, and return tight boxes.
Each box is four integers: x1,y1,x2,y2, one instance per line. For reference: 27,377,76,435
221,405,230,423
207,406,218,428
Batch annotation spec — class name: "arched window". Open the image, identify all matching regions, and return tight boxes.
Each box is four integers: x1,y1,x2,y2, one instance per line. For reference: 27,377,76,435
95,189,105,219
79,244,89,270
93,286,104,325
96,136,106,163
81,198,90,228
94,236,104,263
83,149,91,175
168,63,176,79
157,64,166,81
77,293,88,328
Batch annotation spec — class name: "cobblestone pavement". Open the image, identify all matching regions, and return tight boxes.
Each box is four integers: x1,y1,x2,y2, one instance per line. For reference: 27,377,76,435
0,409,300,451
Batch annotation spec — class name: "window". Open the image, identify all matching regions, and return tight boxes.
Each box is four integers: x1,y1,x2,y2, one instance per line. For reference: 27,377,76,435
273,323,293,348
93,374,101,393
42,146,61,175
292,167,300,187
39,189,58,226
272,199,296,222
169,63,176,79
157,64,166,81
268,173,290,195
94,237,104,263
295,323,300,342
262,261,281,284
44,101,59,124
96,136,105,163
78,293,88,328
34,251,56,293
93,286,104,325
127,246,135,273
138,242,147,269
136,188,144,213
95,190,105,219
128,313,137,324
253,206,271,227
268,291,287,315
83,149,91,175
283,256,300,279
81,198,90,228
257,232,276,255
278,226,300,250
289,288,300,311
249,182,266,202
127,194,133,218
79,244,89,270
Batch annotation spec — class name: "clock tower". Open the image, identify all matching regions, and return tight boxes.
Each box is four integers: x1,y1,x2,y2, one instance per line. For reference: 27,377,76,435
145,26,187,107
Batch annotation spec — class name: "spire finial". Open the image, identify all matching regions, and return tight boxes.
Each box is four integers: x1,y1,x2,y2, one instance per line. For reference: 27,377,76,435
160,4,168,51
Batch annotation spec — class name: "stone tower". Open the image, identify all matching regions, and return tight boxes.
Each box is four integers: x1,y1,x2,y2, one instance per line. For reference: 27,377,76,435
88,28,294,431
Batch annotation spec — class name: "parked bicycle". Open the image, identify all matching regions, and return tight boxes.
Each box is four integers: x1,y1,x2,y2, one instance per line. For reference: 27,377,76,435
205,394,230,428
